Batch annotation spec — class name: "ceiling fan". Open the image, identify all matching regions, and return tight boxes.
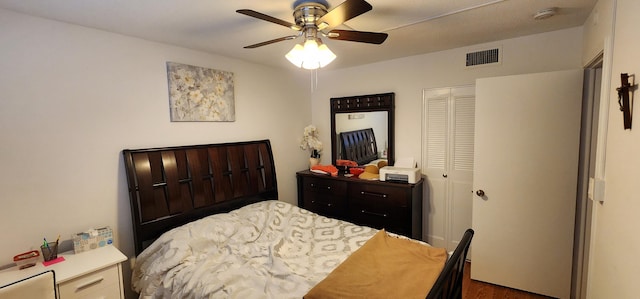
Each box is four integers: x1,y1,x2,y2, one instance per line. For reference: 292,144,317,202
236,0,388,49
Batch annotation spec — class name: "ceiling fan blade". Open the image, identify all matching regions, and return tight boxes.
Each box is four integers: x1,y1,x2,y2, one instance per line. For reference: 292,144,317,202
237,9,301,30
316,0,372,30
243,35,299,49
327,29,388,44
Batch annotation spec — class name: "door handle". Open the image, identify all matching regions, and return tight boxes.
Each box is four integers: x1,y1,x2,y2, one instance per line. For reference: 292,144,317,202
442,174,448,178
476,189,485,197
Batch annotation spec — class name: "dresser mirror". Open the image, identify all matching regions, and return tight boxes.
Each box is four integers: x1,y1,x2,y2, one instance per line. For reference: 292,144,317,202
330,93,395,166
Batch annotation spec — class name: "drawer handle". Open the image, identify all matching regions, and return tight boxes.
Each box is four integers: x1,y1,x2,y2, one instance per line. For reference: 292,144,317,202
75,276,104,291
361,209,388,218
311,200,332,207
360,191,387,198
309,183,331,190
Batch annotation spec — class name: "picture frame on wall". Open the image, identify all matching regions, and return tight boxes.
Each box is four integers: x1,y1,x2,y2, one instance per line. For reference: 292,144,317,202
166,62,235,122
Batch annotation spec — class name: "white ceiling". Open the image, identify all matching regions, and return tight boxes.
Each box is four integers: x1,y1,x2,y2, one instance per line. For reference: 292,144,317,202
0,0,597,70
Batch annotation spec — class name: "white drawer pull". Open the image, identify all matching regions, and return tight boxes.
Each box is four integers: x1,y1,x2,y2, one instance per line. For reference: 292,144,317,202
76,276,104,291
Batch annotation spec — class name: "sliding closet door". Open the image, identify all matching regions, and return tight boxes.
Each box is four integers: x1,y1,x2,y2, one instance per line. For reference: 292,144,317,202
422,86,475,251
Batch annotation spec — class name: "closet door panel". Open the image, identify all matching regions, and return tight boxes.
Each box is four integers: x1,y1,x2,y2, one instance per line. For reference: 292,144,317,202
449,91,475,250
422,94,448,247
422,86,475,252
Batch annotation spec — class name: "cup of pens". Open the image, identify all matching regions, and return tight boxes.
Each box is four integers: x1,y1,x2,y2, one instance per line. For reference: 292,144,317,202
41,238,59,262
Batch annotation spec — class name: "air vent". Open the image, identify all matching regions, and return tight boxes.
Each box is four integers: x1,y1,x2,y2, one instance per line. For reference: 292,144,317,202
466,48,500,67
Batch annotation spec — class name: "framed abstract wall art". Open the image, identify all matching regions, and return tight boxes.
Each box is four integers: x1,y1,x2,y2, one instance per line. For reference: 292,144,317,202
166,62,235,122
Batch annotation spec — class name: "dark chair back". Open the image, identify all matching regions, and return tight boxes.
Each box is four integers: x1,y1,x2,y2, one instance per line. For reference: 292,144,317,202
426,229,474,299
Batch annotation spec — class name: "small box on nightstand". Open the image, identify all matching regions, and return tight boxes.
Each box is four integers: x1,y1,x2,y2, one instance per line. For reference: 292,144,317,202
72,227,113,254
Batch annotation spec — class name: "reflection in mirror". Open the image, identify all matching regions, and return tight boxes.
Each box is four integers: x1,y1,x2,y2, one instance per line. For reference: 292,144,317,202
330,93,394,167
335,112,388,164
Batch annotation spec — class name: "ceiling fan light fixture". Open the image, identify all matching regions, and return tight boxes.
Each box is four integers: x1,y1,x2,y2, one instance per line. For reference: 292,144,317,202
238,0,384,68
285,43,305,67
317,43,337,67
285,38,336,70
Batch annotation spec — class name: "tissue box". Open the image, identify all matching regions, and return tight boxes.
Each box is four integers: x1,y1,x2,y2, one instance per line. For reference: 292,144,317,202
73,226,113,254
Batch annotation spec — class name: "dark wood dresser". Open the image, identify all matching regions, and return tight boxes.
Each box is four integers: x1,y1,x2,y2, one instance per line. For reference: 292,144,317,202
296,170,423,240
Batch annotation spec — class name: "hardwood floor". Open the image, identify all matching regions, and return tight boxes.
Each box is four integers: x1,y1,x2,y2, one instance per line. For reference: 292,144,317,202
462,262,554,299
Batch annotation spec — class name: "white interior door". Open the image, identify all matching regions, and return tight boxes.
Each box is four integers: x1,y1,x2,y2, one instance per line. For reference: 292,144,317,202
471,70,583,298
422,86,475,251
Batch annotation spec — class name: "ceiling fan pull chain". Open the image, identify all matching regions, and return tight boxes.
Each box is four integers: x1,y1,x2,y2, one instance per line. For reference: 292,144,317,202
310,69,319,93
314,69,318,92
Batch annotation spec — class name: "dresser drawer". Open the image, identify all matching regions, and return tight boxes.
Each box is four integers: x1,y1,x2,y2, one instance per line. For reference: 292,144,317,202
301,176,347,218
303,176,348,196
58,264,121,299
348,184,411,235
348,183,410,207
347,203,410,235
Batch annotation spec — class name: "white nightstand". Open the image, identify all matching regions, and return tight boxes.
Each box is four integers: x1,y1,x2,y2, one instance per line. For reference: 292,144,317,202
0,245,127,299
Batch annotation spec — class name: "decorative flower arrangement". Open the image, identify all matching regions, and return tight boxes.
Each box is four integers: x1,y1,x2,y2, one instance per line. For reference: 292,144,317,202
300,125,323,158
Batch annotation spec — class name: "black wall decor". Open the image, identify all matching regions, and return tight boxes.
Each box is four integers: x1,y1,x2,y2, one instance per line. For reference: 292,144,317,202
616,73,636,130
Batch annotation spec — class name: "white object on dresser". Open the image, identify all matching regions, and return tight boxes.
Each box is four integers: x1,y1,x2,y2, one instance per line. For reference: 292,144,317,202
0,245,127,299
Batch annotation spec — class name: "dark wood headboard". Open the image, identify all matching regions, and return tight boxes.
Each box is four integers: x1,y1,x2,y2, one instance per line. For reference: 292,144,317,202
339,128,378,165
122,140,278,254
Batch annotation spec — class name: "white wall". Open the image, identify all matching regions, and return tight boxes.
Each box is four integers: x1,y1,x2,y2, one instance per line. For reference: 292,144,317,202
582,0,615,66
312,27,584,172
0,8,310,298
587,0,640,297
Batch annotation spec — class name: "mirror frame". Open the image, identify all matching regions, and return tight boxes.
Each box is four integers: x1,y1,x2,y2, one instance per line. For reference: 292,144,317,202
330,92,395,166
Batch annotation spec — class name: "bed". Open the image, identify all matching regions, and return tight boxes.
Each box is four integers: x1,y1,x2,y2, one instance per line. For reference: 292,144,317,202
123,140,473,299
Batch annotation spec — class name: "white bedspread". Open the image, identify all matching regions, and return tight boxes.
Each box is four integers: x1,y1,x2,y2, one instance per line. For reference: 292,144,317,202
132,200,378,299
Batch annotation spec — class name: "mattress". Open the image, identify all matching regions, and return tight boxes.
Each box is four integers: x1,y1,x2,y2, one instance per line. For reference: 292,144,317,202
131,200,379,299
